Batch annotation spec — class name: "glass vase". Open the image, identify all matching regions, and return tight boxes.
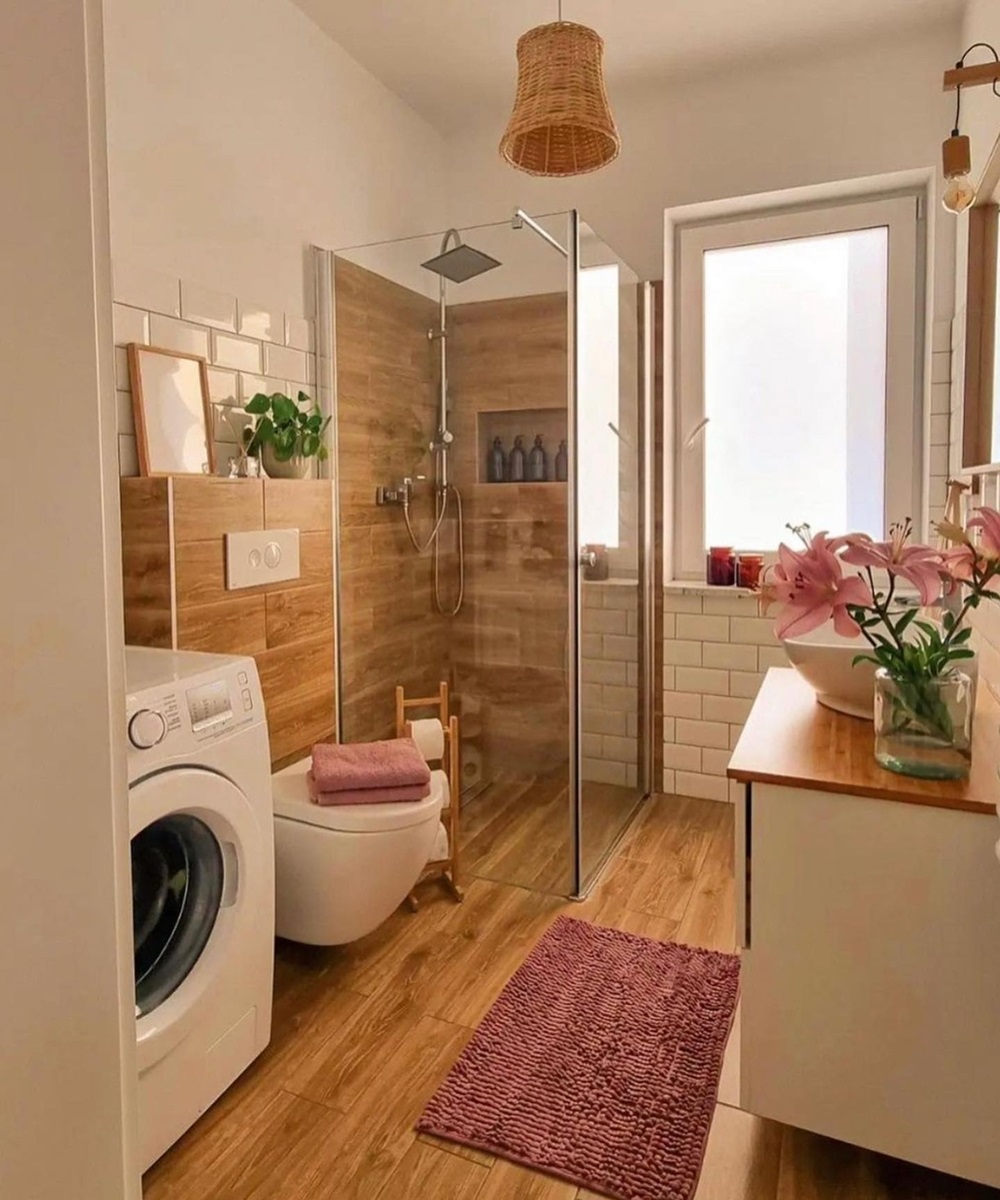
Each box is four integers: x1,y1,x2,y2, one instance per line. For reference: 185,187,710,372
873,668,973,781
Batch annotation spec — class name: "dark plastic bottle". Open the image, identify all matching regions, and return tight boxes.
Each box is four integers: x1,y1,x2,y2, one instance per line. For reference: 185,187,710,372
508,435,525,482
527,434,548,482
554,439,568,482
488,436,506,483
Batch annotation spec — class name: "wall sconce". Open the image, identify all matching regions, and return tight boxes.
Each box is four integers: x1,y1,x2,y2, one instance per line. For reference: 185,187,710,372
942,43,1000,214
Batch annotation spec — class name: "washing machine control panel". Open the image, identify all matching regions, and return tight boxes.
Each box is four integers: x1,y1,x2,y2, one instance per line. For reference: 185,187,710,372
125,658,264,759
186,679,234,733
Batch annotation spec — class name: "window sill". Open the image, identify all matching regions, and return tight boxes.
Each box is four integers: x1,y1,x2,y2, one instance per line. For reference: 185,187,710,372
664,580,758,597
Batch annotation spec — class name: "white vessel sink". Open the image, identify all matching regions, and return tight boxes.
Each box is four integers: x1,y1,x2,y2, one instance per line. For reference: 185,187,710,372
782,627,876,718
782,622,978,720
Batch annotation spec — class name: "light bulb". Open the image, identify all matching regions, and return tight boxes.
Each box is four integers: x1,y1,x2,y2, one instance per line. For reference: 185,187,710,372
942,173,976,214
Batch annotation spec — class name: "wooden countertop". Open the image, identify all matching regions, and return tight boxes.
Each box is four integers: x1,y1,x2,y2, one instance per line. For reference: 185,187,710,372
727,668,999,815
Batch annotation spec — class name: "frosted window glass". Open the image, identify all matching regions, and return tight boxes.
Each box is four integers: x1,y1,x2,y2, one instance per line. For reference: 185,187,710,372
703,228,888,549
579,265,620,547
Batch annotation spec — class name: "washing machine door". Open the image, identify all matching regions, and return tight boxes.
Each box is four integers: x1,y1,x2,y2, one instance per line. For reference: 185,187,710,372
130,767,266,1071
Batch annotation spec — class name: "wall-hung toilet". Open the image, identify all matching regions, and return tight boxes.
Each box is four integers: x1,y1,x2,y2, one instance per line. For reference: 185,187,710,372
271,758,446,945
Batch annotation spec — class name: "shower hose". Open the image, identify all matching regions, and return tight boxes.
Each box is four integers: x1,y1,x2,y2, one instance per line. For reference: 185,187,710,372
402,483,465,616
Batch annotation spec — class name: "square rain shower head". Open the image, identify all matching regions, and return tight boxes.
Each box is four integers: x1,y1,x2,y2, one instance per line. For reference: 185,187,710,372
421,243,502,284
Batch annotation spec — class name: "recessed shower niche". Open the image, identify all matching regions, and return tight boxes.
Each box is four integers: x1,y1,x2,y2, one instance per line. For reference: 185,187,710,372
476,408,568,484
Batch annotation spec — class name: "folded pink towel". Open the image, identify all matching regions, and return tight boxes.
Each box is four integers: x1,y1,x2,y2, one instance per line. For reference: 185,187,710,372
307,772,432,806
311,737,431,794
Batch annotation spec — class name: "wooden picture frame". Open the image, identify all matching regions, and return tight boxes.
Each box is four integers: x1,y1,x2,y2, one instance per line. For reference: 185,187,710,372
127,344,215,477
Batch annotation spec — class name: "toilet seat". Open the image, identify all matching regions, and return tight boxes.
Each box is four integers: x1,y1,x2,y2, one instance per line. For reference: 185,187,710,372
272,759,447,833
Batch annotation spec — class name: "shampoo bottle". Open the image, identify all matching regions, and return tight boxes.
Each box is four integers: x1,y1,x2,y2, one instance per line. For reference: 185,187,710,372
508,435,526,482
488,437,506,483
554,440,568,482
527,435,547,482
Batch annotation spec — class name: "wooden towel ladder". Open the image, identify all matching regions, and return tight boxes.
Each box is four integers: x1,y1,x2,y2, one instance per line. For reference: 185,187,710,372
395,682,463,905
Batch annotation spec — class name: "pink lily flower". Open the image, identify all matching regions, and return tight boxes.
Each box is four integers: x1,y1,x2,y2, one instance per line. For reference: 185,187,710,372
968,506,1000,558
841,521,944,606
770,532,873,639
940,544,977,585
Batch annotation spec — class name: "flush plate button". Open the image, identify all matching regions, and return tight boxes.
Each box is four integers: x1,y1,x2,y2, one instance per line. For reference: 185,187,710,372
226,528,300,590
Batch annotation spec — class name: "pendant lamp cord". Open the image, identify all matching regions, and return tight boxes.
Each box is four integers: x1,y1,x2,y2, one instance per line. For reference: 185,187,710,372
953,42,1000,136
557,0,562,20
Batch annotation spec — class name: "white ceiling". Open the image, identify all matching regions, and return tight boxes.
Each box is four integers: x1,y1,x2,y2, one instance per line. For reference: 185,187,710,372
292,0,964,133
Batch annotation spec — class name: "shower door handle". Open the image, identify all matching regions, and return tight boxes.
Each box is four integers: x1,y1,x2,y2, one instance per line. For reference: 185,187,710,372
579,549,598,569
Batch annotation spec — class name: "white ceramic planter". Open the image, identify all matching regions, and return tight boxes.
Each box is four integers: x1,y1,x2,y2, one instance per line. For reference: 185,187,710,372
261,445,313,480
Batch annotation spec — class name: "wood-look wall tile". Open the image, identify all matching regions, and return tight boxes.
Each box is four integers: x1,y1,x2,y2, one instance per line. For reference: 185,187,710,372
177,597,268,656
123,608,173,650
264,479,333,532
265,585,334,649
171,477,263,542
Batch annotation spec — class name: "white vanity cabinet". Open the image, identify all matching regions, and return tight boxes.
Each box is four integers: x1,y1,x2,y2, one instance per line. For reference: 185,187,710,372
729,669,1000,1189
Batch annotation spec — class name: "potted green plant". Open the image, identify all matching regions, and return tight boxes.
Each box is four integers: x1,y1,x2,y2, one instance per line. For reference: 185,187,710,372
244,390,330,480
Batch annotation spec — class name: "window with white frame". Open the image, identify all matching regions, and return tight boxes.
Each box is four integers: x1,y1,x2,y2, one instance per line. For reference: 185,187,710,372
674,196,921,578
578,263,620,548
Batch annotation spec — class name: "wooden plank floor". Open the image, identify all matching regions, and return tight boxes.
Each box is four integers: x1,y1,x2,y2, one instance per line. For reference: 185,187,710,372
143,795,1000,1199
461,772,643,894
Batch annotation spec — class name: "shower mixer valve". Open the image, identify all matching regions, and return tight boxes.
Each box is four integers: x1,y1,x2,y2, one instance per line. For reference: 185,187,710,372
375,476,426,507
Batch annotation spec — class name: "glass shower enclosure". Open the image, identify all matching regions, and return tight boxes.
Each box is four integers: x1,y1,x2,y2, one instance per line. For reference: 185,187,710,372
317,210,653,897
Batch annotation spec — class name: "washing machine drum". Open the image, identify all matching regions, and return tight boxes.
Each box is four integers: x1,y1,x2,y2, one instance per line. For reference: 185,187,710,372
131,814,224,1017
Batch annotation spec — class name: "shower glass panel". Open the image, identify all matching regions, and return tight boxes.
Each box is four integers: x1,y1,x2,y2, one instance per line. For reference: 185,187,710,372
330,214,577,895
574,221,649,892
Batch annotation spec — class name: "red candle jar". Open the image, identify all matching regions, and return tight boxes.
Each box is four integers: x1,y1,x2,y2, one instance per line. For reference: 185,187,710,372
707,546,735,586
736,553,764,590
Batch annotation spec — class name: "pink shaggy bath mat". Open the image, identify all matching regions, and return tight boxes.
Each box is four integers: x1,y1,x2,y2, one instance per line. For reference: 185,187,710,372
417,915,740,1200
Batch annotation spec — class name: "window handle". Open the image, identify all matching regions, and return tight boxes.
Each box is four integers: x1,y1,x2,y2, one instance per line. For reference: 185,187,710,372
683,416,710,448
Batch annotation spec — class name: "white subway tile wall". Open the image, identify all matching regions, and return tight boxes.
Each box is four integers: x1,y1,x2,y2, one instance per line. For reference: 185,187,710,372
581,582,640,788
662,588,785,802
112,262,316,478
928,320,953,535
658,325,953,805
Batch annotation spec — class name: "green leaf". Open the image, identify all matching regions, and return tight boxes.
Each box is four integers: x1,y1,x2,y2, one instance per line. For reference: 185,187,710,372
254,415,275,445
271,393,298,425
301,432,320,457
298,390,311,404
245,392,271,415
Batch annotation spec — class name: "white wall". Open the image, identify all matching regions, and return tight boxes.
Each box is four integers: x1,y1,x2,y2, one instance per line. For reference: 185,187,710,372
446,24,959,298
103,0,450,315
0,1,137,1196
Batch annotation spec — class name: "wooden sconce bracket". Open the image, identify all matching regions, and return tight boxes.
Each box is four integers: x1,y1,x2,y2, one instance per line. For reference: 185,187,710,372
944,62,1000,93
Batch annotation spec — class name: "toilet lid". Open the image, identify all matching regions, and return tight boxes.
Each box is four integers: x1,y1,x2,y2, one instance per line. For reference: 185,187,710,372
272,760,447,833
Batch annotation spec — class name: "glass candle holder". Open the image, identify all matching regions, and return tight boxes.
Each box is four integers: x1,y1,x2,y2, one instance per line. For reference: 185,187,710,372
707,546,735,586
736,553,764,589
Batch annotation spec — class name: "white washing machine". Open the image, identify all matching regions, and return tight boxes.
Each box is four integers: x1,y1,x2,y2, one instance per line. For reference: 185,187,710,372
125,647,275,1172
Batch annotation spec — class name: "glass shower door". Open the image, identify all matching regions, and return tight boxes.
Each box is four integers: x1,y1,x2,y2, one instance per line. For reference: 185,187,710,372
571,216,651,895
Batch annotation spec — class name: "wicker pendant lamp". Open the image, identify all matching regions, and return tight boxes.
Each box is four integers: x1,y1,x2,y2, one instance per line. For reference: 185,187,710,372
499,5,620,177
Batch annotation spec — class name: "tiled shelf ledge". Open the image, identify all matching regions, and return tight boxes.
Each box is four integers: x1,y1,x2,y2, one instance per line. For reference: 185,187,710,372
664,581,759,597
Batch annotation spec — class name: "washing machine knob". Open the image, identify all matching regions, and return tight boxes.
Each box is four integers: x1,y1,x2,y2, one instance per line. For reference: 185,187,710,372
129,708,167,750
